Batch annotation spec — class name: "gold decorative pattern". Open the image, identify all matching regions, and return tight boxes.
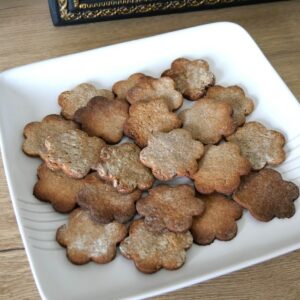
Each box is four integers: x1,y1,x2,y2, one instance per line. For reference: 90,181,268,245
59,0,245,21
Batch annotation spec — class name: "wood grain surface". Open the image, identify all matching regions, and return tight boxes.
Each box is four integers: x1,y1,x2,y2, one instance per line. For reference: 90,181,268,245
0,0,299,299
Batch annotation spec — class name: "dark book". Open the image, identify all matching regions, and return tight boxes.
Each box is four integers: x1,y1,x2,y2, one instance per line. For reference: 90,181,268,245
48,0,281,26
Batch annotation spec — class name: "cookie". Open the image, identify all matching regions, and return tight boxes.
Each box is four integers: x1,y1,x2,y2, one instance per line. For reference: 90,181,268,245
127,77,183,110
179,98,235,144
33,163,85,213
96,143,154,193
136,184,205,233
112,73,151,101
58,83,114,120
123,98,182,147
74,96,129,144
162,58,215,100
22,114,79,157
40,129,106,179
140,129,204,180
77,172,141,223
206,85,254,127
226,122,285,170
57,208,127,265
191,194,243,245
192,142,251,195
119,219,193,273
233,168,299,222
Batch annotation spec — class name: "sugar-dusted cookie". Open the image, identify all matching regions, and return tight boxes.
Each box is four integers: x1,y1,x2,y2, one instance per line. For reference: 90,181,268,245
233,168,299,222
206,85,254,127
96,143,154,193
162,58,215,100
77,172,141,223
22,114,79,157
58,83,114,120
227,122,285,170
140,129,204,180
127,77,183,110
33,163,85,213
74,96,129,144
179,98,235,144
136,184,205,233
40,129,106,179
57,208,127,265
119,219,193,273
123,99,182,147
112,73,152,101
191,194,243,245
192,142,251,195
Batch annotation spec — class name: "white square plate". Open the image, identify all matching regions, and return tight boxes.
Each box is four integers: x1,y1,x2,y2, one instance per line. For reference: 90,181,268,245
0,22,300,300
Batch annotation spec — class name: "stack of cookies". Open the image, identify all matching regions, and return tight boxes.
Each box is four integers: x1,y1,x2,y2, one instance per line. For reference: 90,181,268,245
23,58,299,273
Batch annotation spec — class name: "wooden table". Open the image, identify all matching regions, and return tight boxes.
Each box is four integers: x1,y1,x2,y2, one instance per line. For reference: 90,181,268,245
0,1,300,299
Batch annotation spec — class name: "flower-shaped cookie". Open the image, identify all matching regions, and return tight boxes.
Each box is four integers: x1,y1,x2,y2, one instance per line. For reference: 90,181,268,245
192,142,251,195
119,220,193,273
123,99,182,147
227,122,285,170
77,172,141,223
22,114,79,157
96,143,154,193
140,129,204,180
136,184,205,233
34,163,85,213
162,58,215,100
74,96,129,144
179,98,235,144
127,77,183,110
233,169,299,222
57,208,127,265
58,83,114,120
206,85,254,127
191,194,243,245
40,129,106,179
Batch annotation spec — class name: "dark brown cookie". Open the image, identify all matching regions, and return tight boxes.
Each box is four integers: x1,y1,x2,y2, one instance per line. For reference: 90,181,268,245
74,96,129,144
192,142,251,195
22,114,79,157
119,219,193,273
96,143,155,193
233,168,299,222
56,208,127,265
191,194,243,245
76,172,141,223
136,184,205,233
162,58,215,100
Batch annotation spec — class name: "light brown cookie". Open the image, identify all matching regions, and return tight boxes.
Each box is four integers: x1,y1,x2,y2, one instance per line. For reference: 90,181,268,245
74,96,129,144
112,73,152,101
233,168,299,222
58,83,114,120
191,194,243,245
226,122,286,170
40,129,106,179
33,163,85,213
127,77,183,110
57,208,127,265
179,98,235,144
140,129,204,180
96,143,154,193
162,58,215,100
76,172,141,223
136,185,205,233
206,85,254,127
22,114,79,157
123,99,182,147
192,142,251,195
119,219,193,273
